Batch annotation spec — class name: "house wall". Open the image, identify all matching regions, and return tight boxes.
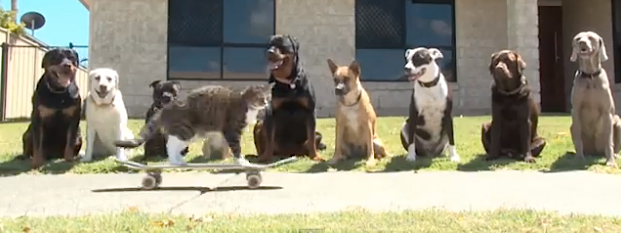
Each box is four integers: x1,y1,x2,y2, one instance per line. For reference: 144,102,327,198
88,0,541,118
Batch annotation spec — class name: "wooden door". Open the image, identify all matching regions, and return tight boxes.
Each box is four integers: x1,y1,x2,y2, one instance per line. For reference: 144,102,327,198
538,6,566,112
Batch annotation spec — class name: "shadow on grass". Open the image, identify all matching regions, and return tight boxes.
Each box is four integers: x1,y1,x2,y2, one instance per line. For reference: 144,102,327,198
546,151,602,172
375,155,433,173
0,153,96,176
457,154,516,171
303,157,364,173
91,185,282,194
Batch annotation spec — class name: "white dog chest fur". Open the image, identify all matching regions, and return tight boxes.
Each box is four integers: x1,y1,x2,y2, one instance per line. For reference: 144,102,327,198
414,80,449,142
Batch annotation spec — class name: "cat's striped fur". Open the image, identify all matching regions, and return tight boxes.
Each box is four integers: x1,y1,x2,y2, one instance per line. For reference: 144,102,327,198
115,83,273,164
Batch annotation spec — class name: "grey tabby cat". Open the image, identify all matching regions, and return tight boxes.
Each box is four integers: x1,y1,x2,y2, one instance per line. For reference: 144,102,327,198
115,83,274,165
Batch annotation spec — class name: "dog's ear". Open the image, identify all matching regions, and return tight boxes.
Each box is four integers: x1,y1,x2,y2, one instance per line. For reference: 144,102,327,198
149,80,162,89
428,48,444,60
288,35,299,54
489,52,499,74
41,49,55,68
598,36,609,62
404,49,413,60
570,40,579,62
349,60,361,77
170,81,181,92
327,59,338,74
514,52,526,72
72,50,80,66
112,69,120,86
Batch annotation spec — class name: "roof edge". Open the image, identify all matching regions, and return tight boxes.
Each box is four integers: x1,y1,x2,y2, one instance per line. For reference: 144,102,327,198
79,0,90,11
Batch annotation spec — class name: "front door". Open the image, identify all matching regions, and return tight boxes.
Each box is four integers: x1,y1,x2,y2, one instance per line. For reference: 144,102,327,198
538,6,565,112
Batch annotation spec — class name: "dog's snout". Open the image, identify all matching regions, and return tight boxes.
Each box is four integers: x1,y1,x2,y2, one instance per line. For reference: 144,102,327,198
98,85,107,91
267,47,276,55
334,83,345,95
404,67,412,74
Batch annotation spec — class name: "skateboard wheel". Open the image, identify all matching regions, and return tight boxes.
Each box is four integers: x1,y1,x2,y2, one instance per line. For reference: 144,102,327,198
246,173,262,189
141,176,158,190
147,172,163,185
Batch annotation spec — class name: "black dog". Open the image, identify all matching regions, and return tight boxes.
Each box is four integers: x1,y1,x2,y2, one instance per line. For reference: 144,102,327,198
21,48,83,168
253,34,326,163
143,80,188,159
481,50,546,163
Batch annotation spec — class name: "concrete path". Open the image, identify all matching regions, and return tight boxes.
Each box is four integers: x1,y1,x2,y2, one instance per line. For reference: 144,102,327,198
1,171,621,217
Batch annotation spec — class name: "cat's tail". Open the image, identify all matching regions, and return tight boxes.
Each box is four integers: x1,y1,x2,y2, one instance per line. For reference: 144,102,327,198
114,110,163,149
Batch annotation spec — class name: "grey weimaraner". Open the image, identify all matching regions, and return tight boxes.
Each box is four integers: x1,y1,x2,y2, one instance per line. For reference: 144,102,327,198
569,31,621,167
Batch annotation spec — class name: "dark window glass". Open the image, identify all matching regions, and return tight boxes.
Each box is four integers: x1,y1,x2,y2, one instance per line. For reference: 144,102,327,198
168,46,221,79
355,0,456,81
168,0,222,46
222,47,268,79
223,0,275,44
406,3,453,47
355,0,405,48
356,49,405,81
167,0,275,80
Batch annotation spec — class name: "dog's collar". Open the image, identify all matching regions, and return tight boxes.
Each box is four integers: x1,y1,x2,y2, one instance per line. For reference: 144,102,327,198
45,78,68,94
273,76,298,89
497,83,526,96
417,74,441,88
339,91,362,107
578,69,602,79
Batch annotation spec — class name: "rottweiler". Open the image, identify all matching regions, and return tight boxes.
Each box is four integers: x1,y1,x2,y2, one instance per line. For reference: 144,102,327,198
253,34,326,163
21,48,83,168
143,80,188,159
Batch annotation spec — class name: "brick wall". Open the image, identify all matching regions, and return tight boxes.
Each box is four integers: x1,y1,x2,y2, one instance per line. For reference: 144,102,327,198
87,0,543,118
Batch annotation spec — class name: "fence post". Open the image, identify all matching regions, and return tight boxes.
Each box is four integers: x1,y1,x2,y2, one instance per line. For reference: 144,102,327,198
0,43,8,122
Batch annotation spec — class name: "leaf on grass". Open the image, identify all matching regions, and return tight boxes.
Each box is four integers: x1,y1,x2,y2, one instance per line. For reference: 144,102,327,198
189,215,213,223
557,132,569,136
127,206,139,213
594,226,604,233
327,167,337,172
153,219,175,227
22,226,31,233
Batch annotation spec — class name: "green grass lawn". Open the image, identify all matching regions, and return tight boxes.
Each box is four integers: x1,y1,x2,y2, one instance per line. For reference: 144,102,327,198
2,208,621,232
0,115,617,175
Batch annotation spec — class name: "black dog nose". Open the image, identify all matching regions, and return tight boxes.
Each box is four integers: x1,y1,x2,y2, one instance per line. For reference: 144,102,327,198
267,47,276,54
99,85,107,91
63,63,73,68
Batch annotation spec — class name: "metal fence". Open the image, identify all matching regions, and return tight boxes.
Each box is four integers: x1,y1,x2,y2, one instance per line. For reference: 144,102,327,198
0,43,90,121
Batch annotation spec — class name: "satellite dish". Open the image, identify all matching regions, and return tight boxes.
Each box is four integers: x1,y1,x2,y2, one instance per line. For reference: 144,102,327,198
20,12,46,36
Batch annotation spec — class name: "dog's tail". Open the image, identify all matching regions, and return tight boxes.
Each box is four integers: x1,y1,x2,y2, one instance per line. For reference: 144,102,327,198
114,110,163,149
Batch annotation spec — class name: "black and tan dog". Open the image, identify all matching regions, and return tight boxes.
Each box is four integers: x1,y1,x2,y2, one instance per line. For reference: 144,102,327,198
481,50,546,162
253,34,326,163
21,48,83,168
143,80,188,158
326,59,390,167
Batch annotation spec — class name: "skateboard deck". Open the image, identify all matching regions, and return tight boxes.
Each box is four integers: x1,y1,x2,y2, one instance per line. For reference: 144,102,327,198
116,156,299,171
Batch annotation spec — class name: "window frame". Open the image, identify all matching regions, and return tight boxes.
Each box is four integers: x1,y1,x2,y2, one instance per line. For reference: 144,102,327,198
355,0,457,82
166,0,276,81
612,0,621,83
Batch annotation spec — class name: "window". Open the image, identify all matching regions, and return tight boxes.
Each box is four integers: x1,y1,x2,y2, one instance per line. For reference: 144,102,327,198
355,0,456,81
613,0,621,83
167,0,275,80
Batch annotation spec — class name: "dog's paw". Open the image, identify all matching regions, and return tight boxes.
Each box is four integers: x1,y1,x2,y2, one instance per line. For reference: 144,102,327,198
365,158,378,167
524,155,536,163
449,154,461,162
605,159,618,168
406,152,417,162
80,155,92,162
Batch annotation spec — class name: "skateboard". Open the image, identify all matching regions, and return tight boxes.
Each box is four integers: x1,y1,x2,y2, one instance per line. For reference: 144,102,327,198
116,156,298,190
